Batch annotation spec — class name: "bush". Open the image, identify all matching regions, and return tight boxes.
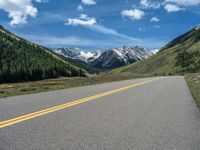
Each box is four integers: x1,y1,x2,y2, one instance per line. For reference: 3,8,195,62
175,50,200,73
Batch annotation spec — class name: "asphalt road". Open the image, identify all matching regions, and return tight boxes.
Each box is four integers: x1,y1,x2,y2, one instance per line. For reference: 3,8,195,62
0,76,200,150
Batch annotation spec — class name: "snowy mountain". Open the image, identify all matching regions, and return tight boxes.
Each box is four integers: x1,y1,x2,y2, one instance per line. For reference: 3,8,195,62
91,46,152,69
53,46,152,69
53,48,102,63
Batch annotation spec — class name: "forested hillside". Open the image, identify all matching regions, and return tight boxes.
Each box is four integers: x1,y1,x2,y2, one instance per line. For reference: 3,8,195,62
0,25,85,83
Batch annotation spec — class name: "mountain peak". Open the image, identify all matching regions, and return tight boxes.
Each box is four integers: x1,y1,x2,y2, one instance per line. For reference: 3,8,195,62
91,46,152,69
53,48,102,62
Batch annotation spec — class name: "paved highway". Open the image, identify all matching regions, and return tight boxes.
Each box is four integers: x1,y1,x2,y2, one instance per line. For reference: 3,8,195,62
0,76,200,150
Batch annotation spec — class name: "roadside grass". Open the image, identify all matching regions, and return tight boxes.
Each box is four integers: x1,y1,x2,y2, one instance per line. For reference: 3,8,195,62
185,74,200,108
0,73,152,98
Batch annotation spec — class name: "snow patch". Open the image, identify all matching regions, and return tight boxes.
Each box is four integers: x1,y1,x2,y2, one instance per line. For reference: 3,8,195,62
53,48,102,62
80,51,95,59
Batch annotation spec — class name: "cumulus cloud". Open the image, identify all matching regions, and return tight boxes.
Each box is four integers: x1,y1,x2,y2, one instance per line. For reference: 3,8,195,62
165,0,200,6
66,14,96,26
140,0,200,13
150,17,160,22
82,0,96,5
164,3,185,12
140,0,160,9
121,9,144,20
0,0,45,25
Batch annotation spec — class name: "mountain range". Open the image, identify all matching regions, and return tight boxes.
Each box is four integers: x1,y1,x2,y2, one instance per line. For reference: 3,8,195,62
0,25,152,83
53,46,153,69
1,24,200,83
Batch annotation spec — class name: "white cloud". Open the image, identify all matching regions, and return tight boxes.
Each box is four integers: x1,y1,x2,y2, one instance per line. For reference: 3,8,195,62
0,0,45,25
66,14,96,26
165,0,200,6
163,0,200,13
77,5,83,11
140,0,160,9
79,14,89,19
87,25,138,41
164,3,185,12
150,17,159,22
82,0,96,5
121,9,144,20
66,14,138,41
140,0,200,13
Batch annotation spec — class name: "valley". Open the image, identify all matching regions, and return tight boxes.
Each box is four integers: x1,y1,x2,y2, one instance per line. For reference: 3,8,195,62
0,24,200,101
1,1,200,149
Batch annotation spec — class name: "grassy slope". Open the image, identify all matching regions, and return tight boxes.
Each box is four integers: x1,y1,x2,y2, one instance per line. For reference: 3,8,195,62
112,27,200,75
185,74,200,108
0,74,152,98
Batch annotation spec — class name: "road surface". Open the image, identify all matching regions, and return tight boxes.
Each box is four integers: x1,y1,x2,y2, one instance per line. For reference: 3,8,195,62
0,76,200,150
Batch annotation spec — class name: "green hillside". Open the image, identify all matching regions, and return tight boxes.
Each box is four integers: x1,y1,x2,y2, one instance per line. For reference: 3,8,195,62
0,25,86,83
112,25,200,75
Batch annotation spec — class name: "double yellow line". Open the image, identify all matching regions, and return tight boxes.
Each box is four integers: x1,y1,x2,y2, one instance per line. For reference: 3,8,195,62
0,78,159,129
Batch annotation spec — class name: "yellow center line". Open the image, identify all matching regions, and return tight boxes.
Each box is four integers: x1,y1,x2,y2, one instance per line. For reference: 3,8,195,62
0,78,160,129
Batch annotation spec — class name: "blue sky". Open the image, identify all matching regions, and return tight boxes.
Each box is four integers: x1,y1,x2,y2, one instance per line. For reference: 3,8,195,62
0,0,200,50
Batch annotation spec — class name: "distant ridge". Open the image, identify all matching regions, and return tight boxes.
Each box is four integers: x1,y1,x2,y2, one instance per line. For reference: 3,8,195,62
53,46,152,69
